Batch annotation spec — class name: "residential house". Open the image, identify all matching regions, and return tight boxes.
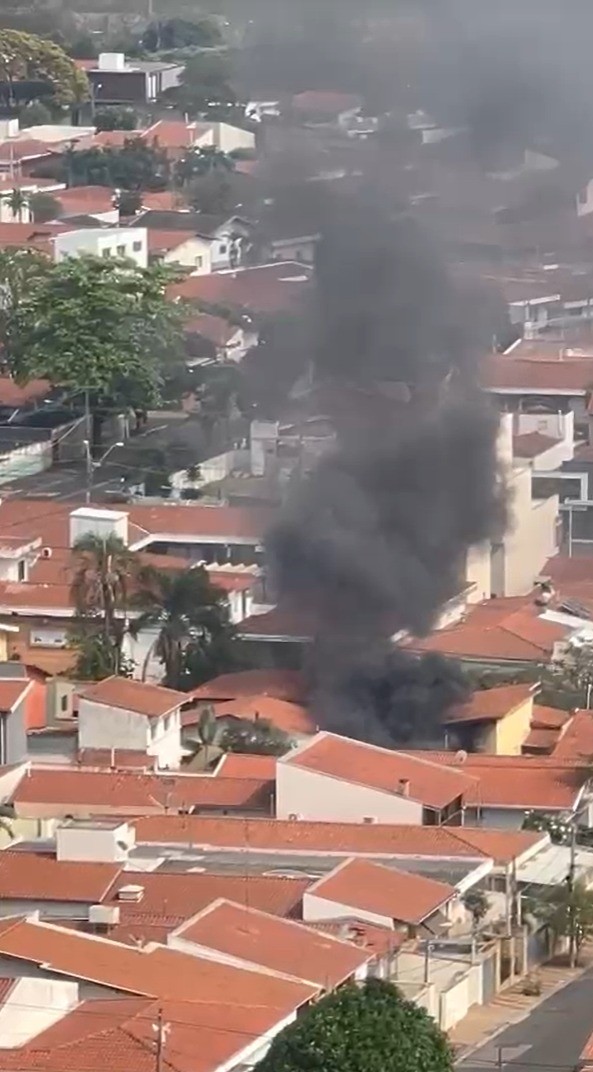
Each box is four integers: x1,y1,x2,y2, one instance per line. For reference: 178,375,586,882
54,186,120,224
146,229,213,271
276,732,476,825
0,915,318,1068
190,668,306,703
443,683,539,754
132,210,252,270
0,669,32,764
302,857,463,936
77,676,187,769
0,177,65,223
143,118,256,156
483,354,593,427
80,53,184,105
53,227,148,267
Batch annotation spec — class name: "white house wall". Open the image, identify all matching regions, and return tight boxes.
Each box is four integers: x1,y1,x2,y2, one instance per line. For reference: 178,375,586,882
0,976,79,1048
275,762,423,824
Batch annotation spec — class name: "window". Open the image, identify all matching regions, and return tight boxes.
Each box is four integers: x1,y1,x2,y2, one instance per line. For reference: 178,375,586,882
132,241,142,252
219,244,227,255
195,256,203,268
60,694,69,713
101,248,110,258
116,244,126,257
17,559,26,582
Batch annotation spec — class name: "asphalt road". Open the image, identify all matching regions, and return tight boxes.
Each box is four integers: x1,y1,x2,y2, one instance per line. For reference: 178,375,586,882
459,967,593,1071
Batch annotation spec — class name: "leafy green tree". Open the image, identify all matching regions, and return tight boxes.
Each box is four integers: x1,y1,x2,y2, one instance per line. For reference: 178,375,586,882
18,99,53,126
163,53,236,118
523,810,572,845
0,29,88,106
7,256,182,444
29,192,61,223
70,533,137,674
463,889,489,928
174,146,235,187
67,35,99,61
0,247,49,361
219,718,292,757
534,878,593,967
255,979,453,1072
94,107,137,132
6,188,29,222
68,629,133,681
142,17,222,52
63,139,170,192
131,565,234,689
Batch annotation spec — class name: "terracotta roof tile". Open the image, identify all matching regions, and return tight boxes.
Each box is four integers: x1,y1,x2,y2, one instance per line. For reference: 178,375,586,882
190,669,305,703
0,680,32,712
104,871,308,920
11,767,273,813
411,598,568,662
283,732,477,810
513,432,561,458
134,815,489,858
404,751,588,809
482,355,593,394
146,229,200,254
308,858,455,925
292,91,361,115
523,726,562,752
0,378,51,406
531,705,570,729
451,828,547,865
169,263,312,314
184,313,238,345
173,898,369,986
210,696,316,735
305,917,401,957
0,918,318,1009
444,683,536,725
213,753,277,780
553,710,593,760
0,852,120,902
79,677,186,718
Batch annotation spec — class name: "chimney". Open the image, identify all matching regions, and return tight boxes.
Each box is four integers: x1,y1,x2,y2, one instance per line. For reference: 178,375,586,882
397,778,410,797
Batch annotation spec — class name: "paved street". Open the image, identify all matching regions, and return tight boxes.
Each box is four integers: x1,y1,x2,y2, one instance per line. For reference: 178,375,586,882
459,967,593,1070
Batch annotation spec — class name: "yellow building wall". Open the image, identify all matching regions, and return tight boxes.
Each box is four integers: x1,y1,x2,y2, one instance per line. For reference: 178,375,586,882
493,697,534,755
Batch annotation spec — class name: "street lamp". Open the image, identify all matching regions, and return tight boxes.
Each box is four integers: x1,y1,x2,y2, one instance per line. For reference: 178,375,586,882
83,439,123,504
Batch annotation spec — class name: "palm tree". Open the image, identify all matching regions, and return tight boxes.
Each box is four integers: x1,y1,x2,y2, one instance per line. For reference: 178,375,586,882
174,146,235,188
195,705,218,767
534,877,593,967
7,188,29,223
130,565,233,689
71,533,136,672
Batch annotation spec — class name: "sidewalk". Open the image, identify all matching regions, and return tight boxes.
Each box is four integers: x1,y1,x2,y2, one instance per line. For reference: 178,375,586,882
451,950,593,1059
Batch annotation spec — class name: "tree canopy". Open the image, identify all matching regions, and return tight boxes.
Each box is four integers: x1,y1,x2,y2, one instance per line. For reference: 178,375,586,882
0,248,50,362
163,53,236,117
62,139,170,192
533,878,593,967
142,17,222,52
255,979,453,1072
219,718,292,756
6,255,182,426
94,107,137,132
0,29,88,106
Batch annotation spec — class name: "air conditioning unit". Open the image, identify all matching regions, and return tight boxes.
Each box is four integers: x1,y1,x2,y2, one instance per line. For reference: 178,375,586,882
41,547,52,559
88,904,120,926
288,813,302,821
363,816,376,824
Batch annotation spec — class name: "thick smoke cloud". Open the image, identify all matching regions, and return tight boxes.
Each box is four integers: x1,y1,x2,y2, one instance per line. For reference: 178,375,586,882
266,196,507,744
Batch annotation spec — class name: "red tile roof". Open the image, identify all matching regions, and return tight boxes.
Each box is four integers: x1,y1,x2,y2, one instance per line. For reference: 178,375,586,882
79,677,187,718
104,871,308,921
0,378,51,406
184,313,238,345
214,753,277,780
169,262,312,314
0,851,120,902
283,732,477,810
444,683,536,725
56,186,116,215
305,918,401,958
190,669,305,703
141,190,187,211
0,679,32,712
10,767,273,813
552,710,593,760
134,815,489,858
142,119,212,150
0,139,54,163
210,696,316,735
482,355,593,394
523,727,563,752
531,705,570,730
513,432,561,458
451,828,547,865
405,752,588,809
146,229,200,254
410,597,567,662
308,858,455,925
0,918,318,1008
174,898,369,986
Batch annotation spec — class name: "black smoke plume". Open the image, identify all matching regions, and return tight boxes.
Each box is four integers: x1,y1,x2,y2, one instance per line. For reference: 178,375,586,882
267,194,507,744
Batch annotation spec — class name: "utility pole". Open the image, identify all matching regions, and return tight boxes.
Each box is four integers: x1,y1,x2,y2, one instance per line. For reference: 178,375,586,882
153,1009,170,1072
568,820,577,968
84,389,92,504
